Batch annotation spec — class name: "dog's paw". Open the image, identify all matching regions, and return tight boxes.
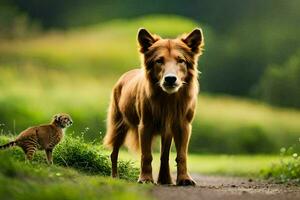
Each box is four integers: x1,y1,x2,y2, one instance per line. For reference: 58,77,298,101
157,176,174,185
138,175,154,184
138,178,154,184
111,173,118,178
176,177,196,186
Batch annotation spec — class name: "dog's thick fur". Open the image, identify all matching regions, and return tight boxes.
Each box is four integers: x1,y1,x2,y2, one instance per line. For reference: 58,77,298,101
104,28,204,185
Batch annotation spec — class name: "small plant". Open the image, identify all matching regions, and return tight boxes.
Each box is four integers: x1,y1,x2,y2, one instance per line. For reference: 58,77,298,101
263,139,300,184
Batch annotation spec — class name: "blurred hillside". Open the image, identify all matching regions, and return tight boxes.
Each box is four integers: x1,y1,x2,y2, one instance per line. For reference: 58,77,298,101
0,0,300,154
0,16,299,153
1,0,299,108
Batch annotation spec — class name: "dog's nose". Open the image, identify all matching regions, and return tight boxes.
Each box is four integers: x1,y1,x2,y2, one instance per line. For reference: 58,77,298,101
164,75,177,85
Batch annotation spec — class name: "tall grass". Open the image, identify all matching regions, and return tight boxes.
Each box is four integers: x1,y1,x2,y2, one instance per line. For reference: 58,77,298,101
0,149,149,200
0,134,139,181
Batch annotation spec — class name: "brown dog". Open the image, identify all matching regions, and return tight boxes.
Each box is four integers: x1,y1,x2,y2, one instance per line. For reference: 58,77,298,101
104,28,204,186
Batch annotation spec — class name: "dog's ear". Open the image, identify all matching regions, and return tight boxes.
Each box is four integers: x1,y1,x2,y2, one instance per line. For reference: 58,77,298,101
182,28,204,54
138,28,157,53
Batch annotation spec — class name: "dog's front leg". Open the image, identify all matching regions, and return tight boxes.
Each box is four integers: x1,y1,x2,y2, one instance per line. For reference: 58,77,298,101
138,124,154,184
173,122,196,186
157,133,173,185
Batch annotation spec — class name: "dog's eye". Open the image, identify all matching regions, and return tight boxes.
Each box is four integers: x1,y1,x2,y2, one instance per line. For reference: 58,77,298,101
155,58,164,64
178,58,185,64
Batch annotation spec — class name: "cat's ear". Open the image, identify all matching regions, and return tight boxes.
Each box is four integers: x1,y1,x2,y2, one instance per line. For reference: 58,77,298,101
53,114,60,121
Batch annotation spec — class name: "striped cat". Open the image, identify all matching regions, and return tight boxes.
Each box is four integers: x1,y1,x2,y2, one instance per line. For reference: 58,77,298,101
0,113,73,164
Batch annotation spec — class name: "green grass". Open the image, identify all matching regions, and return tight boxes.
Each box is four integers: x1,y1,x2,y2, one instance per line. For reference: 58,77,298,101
262,146,300,184
0,134,151,200
0,15,299,153
118,151,281,177
0,135,283,179
263,156,300,184
0,151,151,200
188,154,281,176
0,135,139,181
0,134,297,199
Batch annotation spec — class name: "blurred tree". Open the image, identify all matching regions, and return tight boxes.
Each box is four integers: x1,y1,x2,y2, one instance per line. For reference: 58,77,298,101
0,0,40,38
200,0,300,96
256,51,300,108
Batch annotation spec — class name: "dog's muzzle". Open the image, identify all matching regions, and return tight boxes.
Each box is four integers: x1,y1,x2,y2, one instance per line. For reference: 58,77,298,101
161,74,180,94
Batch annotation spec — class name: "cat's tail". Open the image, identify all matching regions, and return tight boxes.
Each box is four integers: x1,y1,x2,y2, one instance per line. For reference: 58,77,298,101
0,141,16,150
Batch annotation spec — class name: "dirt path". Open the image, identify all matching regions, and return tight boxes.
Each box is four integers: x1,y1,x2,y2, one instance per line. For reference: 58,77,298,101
152,174,300,200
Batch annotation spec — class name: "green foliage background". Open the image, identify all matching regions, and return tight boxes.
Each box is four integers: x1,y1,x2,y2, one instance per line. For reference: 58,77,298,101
1,0,300,106
0,1,299,154
0,16,299,154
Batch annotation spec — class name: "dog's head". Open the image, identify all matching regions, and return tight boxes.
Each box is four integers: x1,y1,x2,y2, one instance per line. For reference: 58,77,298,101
138,28,204,94
52,113,73,128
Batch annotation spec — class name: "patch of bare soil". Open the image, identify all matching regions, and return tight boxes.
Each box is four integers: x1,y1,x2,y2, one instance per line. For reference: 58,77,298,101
152,174,300,200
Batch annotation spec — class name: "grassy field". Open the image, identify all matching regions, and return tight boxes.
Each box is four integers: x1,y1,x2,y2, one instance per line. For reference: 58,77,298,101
0,133,288,200
0,135,150,200
0,153,151,200
0,133,284,200
0,15,300,154
118,151,281,177
1,132,299,200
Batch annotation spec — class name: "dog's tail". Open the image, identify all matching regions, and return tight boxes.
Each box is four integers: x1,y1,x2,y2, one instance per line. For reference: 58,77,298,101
124,129,139,153
0,141,16,150
103,87,140,152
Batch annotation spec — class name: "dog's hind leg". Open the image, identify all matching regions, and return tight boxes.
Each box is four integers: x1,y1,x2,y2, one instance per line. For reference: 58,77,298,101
103,87,129,177
110,122,128,178
104,92,128,178
105,118,128,178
